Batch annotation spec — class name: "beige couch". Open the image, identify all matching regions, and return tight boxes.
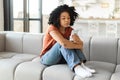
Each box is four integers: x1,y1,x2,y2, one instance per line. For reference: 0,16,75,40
0,31,120,80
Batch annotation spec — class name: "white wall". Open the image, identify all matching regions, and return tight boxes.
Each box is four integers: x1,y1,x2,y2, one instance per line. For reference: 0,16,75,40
73,19,120,38
0,0,4,31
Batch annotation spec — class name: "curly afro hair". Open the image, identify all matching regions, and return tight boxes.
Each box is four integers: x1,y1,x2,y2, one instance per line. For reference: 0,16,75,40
48,4,78,28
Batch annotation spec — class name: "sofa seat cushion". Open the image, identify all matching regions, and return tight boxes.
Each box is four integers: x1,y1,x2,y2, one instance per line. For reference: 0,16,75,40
0,52,37,60
115,65,120,72
74,61,115,80
43,61,116,80
111,65,120,80
43,64,74,80
0,52,17,58
111,72,120,80
0,52,38,80
14,57,46,80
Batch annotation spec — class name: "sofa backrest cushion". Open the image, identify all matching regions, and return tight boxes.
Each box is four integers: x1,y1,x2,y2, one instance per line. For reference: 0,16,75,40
5,32,24,53
23,33,44,55
82,37,91,61
90,37,118,64
117,39,120,64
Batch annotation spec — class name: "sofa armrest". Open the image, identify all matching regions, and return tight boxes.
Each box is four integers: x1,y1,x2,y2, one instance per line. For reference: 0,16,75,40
0,33,5,52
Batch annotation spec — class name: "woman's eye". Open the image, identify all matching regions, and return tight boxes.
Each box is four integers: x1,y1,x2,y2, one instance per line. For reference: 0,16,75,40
67,18,70,20
62,18,65,19
61,18,70,20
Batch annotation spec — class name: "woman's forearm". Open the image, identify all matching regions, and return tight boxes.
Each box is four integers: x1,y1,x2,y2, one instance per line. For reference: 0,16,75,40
63,39,83,50
49,30,83,50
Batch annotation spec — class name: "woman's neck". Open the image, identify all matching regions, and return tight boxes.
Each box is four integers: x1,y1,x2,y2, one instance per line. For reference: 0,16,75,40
59,27,66,34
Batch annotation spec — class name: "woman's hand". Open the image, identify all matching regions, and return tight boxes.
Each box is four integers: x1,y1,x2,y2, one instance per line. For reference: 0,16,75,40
72,34,83,44
71,34,83,50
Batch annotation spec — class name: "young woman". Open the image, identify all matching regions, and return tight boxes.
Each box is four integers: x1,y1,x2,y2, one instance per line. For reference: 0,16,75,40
40,4,95,78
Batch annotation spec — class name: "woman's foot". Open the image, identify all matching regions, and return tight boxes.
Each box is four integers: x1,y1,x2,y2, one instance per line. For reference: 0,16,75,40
81,63,96,73
74,65,92,78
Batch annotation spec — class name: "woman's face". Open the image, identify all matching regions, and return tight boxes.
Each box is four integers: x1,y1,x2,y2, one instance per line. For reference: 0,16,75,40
59,11,71,28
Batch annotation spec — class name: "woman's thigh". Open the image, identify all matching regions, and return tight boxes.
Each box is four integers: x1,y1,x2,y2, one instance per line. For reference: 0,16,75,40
40,43,62,65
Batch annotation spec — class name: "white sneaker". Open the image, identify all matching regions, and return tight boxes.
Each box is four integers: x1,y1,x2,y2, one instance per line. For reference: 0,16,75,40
81,63,96,73
74,65,92,78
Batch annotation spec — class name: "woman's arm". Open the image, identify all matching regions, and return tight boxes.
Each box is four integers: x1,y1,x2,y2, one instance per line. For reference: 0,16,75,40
72,34,83,44
49,30,83,50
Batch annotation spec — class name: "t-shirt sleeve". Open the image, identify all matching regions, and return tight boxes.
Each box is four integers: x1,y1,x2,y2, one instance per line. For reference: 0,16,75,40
48,25,58,34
